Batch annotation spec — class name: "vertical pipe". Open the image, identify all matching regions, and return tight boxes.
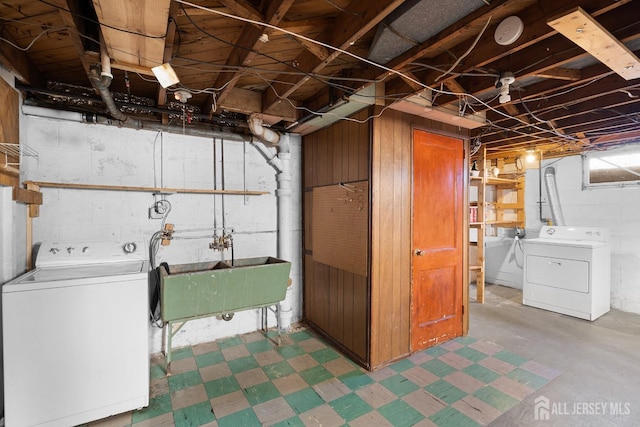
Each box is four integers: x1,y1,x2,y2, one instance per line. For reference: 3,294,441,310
276,135,294,332
544,166,566,226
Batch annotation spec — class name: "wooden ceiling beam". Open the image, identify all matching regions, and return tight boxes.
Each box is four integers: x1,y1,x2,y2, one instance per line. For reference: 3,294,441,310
208,0,294,111
533,67,581,81
0,33,45,87
432,2,640,106
215,0,264,24
262,0,405,115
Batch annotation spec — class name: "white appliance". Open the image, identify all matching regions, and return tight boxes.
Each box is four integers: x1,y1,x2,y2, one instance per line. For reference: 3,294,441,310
523,226,611,321
2,240,149,427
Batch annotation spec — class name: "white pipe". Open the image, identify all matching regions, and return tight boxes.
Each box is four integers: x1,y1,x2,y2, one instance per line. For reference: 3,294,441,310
276,134,293,331
248,115,280,145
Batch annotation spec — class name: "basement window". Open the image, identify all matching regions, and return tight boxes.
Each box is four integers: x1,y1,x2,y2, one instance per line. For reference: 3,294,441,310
583,143,640,188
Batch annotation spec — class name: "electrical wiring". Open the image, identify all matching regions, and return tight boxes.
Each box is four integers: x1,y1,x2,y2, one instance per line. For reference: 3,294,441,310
435,15,492,82
409,62,499,78
174,0,579,143
0,27,69,51
323,0,363,17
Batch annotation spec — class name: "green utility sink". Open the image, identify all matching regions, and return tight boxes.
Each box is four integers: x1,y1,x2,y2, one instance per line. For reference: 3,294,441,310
159,257,291,322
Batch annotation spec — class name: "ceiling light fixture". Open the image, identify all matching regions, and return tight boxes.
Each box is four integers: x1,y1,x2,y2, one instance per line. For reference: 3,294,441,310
526,150,536,163
497,72,516,103
151,63,180,88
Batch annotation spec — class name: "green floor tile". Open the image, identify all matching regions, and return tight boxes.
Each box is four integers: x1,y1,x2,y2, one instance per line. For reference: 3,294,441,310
204,375,241,399
506,367,549,389
378,399,425,427
168,370,203,393
216,407,260,427
341,372,374,390
330,392,373,422
455,336,477,345
455,347,489,363
285,388,324,414
277,343,307,359
173,401,216,427
390,358,416,373
380,374,420,397
493,350,529,367
429,406,481,427
299,365,333,385
246,339,274,354
424,379,467,404
272,415,305,427
131,393,172,423
244,381,281,405
425,346,450,357
195,350,225,368
264,360,296,380
171,347,194,361
217,336,243,349
462,364,501,383
289,330,314,342
473,385,520,411
421,359,457,377
227,355,259,374
310,347,341,364
150,363,166,380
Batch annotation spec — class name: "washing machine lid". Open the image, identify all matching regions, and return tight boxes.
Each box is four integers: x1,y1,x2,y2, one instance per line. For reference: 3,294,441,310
3,260,149,293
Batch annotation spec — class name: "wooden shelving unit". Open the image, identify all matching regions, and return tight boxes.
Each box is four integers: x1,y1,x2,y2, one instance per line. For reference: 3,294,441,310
469,148,525,303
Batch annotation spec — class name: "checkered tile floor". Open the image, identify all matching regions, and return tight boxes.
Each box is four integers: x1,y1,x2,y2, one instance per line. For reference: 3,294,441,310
90,327,560,426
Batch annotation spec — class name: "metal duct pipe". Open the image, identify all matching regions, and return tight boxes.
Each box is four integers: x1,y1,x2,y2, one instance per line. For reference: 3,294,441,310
544,166,566,226
88,43,127,122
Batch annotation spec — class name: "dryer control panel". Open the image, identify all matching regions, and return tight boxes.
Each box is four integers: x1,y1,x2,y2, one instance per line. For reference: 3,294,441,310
36,240,146,267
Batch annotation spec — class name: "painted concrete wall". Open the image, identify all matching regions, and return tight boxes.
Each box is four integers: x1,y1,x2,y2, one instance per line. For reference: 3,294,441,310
20,111,303,353
523,155,640,314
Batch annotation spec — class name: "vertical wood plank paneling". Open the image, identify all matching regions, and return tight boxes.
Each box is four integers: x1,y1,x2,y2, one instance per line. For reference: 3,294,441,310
304,192,312,251
326,130,334,184
332,125,342,184
304,134,313,188
353,274,368,359
348,120,359,182
329,266,340,339
342,270,354,350
358,110,370,181
304,254,315,321
317,135,328,186
369,109,468,369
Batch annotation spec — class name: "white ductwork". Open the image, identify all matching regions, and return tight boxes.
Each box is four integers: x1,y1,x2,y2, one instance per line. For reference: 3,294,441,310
249,121,293,332
544,166,566,226
248,115,280,146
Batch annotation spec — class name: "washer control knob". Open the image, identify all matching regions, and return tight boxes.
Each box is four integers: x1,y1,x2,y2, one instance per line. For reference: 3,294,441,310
49,247,59,254
67,246,75,254
82,246,90,253
123,242,137,254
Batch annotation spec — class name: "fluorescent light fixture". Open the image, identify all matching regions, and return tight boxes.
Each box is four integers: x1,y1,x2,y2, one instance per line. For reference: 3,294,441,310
151,63,180,88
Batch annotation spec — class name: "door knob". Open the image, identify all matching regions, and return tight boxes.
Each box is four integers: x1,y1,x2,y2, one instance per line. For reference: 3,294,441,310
414,249,425,256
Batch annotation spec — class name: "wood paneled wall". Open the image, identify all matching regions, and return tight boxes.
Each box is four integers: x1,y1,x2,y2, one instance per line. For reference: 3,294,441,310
304,107,470,369
303,109,370,363
370,109,469,368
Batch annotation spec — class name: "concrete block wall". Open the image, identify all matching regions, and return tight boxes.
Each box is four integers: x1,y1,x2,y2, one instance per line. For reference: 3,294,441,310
20,112,303,352
525,155,640,314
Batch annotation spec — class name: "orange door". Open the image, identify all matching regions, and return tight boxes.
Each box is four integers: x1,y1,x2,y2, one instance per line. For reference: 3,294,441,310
411,129,464,351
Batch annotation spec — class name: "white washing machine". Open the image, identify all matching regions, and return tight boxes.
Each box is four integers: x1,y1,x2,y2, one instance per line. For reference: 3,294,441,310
2,240,149,427
523,226,611,321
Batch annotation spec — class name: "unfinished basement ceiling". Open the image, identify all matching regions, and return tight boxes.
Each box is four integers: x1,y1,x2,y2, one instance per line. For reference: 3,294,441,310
367,0,487,64
1,0,639,158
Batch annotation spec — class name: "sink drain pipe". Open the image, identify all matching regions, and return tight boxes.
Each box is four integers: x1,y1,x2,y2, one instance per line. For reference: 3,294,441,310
249,115,294,332
544,166,566,226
